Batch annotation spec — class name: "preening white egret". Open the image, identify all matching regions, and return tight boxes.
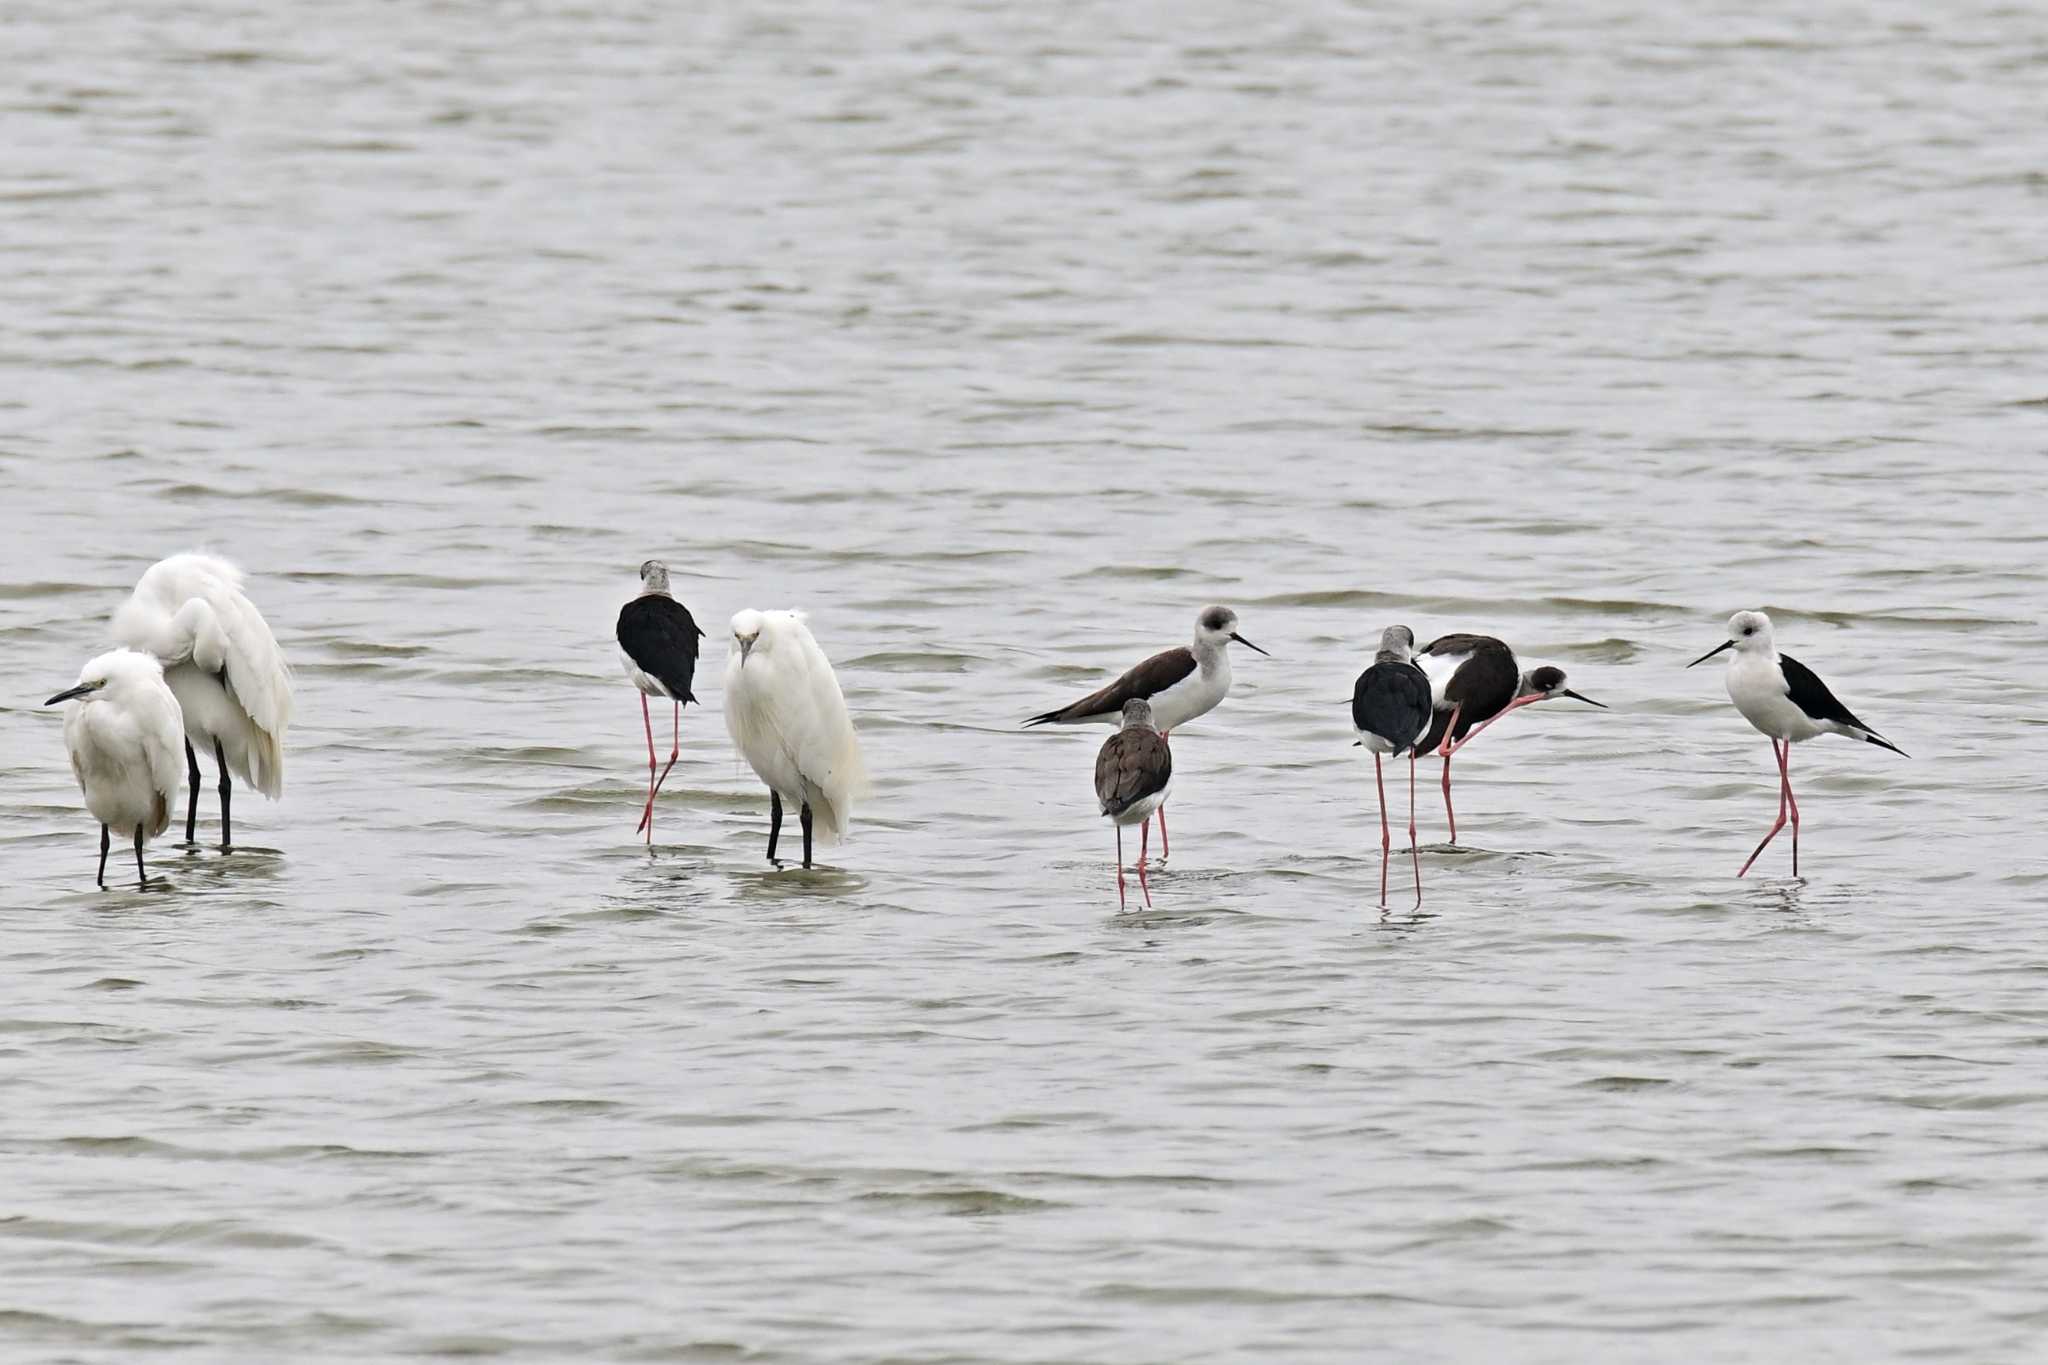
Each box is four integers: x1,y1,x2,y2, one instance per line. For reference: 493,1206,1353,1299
112,553,293,850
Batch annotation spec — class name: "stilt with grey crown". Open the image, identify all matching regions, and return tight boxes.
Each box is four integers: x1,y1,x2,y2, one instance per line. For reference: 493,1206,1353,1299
1689,610,1904,878
1352,626,1434,908
1026,604,1266,859
616,560,704,844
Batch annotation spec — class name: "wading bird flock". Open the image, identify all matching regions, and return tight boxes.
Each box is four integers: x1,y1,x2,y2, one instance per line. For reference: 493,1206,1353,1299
42,557,1905,903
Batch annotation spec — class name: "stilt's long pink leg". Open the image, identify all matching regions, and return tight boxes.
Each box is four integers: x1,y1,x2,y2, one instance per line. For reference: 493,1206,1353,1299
643,700,683,823
1157,730,1171,859
1115,825,1127,909
1444,692,1544,757
1408,750,1422,907
1136,836,1153,908
1738,739,1792,877
637,694,659,842
1138,814,1150,872
1435,704,1461,845
1374,751,1391,908
1785,741,1800,876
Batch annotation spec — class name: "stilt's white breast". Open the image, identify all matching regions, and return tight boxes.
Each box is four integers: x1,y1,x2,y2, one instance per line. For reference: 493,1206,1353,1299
1147,653,1229,731
1727,653,1823,743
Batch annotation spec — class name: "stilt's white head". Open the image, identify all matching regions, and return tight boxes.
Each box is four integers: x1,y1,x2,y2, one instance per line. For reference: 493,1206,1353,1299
638,559,671,594
1376,624,1416,664
1726,610,1774,653
1688,610,1774,668
1194,604,1269,658
1119,698,1158,732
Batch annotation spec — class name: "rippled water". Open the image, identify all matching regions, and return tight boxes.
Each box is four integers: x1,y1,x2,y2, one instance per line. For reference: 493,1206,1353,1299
4,1,2047,1360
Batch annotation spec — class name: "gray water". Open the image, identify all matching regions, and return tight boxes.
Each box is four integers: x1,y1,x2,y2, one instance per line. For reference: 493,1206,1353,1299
4,1,2047,1360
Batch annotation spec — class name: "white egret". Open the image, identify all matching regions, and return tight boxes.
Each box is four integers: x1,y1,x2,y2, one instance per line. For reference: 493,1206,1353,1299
722,609,866,868
111,553,293,850
615,559,704,844
46,650,186,889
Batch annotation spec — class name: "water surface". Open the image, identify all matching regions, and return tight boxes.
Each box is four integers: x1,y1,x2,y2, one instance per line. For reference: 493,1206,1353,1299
3,1,2046,1360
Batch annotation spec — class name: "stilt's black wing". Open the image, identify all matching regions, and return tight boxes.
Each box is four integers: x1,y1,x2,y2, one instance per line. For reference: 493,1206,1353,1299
1026,646,1196,727
617,595,704,703
1412,637,1517,754
1094,728,1172,817
1780,652,1904,755
1352,660,1434,753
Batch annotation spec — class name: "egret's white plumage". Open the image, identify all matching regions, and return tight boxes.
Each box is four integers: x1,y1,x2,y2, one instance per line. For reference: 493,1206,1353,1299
111,553,292,844
47,649,186,887
722,609,866,863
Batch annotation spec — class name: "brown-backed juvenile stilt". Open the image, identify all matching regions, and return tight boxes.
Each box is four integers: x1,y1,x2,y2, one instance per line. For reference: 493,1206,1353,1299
1094,699,1173,910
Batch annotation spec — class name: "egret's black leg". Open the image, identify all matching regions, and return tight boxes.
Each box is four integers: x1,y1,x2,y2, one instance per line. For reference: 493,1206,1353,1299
215,738,232,851
184,740,201,843
97,825,110,889
134,825,146,888
768,791,783,863
800,802,814,869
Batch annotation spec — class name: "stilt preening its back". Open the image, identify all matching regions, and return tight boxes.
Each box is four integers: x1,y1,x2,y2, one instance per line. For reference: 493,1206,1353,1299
1688,609,1904,878
1410,632,1605,845
723,609,866,869
47,650,185,889
111,553,291,851
617,559,704,844
1352,625,1434,908
1095,699,1172,910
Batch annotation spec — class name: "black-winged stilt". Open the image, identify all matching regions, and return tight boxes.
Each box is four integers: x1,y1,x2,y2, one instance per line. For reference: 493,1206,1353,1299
1688,610,1905,877
47,650,186,889
616,560,703,844
1411,633,1605,845
112,553,293,851
1095,698,1173,910
1351,625,1434,908
723,609,866,869
1025,604,1267,857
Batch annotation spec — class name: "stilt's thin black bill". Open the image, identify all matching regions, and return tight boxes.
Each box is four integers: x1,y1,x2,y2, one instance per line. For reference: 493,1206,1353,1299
1230,632,1271,657
1562,689,1606,708
1687,640,1734,668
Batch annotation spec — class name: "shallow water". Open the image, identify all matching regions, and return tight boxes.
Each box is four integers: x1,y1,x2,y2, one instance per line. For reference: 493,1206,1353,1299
4,1,2047,1360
